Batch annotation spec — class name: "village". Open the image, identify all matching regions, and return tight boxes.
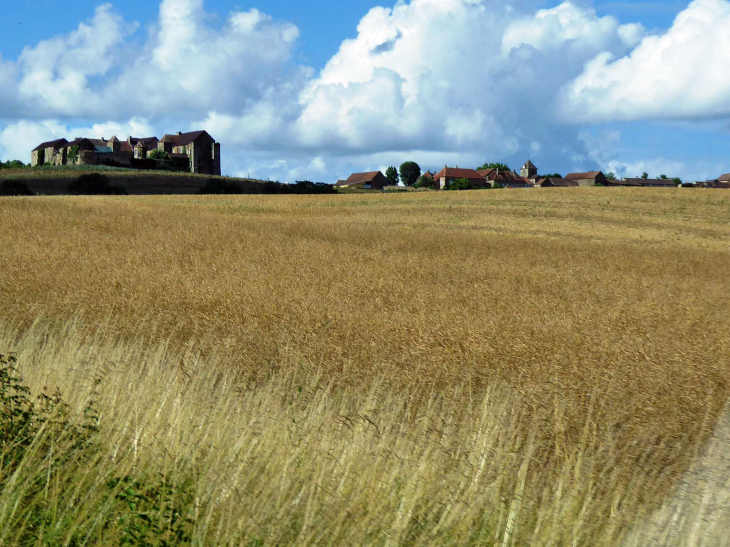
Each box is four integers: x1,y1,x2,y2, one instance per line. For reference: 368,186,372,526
336,160,730,190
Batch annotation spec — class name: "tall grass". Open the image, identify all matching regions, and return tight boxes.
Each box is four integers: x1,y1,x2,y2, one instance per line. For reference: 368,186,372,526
1,189,729,543
2,318,728,546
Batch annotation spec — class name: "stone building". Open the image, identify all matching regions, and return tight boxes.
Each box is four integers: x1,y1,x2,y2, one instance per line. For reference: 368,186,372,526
520,160,538,180
31,130,221,176
335,171,388,190
432,167,489,190
31,139,68,167
564,171,608,187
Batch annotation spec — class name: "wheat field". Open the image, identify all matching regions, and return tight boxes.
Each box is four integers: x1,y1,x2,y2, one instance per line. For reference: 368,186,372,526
0,188,729,545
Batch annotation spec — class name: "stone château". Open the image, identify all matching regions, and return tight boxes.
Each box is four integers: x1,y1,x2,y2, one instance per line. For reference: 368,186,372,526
31,130,221,176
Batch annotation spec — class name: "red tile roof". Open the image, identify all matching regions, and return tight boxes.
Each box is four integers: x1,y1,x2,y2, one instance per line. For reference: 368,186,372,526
343,171,384,185
432,167,485,180
565,171,602,181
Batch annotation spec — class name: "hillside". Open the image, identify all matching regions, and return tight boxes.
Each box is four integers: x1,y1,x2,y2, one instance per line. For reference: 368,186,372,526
0,188,729,545
0,166,271,195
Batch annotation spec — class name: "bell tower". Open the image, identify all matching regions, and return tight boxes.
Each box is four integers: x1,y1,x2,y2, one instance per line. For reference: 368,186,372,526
520,159,537,179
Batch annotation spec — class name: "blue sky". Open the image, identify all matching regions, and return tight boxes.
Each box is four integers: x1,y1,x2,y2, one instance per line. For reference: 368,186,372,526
1,0,729,182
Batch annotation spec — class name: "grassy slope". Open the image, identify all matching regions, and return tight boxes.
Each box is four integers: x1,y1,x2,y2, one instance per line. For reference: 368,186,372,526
0,188,729,545
0,166,271,195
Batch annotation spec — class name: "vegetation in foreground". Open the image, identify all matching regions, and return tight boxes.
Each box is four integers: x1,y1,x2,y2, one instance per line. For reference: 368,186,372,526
1,189,729,544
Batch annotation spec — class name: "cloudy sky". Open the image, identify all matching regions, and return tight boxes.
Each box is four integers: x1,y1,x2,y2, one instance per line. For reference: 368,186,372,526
1,0,729,182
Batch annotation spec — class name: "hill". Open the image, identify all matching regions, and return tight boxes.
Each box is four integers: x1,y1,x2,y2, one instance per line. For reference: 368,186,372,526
0,166,272,195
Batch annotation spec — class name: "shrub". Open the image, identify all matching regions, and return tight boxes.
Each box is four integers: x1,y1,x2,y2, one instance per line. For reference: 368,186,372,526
199,178,244,194
0,179,35,196
69,173,127,195
148,149,170,161
415,174,434,189
0,160,28,170
446,177,472,191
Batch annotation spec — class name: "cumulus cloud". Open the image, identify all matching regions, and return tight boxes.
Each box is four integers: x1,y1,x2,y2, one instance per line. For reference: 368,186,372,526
3,0,725,180
562,0,730,122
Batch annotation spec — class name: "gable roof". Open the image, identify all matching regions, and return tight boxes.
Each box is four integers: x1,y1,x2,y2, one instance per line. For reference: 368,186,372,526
344,171,385,185
718,173,730,182
522,160,537,170
162,131,210,147
623,178,676,187
565,171,602,181
476,168,497,178
32,138,68,152
432,167,484,180
541,177,577,187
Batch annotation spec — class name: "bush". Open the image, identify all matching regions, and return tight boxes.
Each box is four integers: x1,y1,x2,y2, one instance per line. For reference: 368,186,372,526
199,178,244,194
148,149,170,161
0,352,196,545
0,160,28,169
414,174,434,189
68,173,127,195
0,179,35,196
446,178,472,191
263,180,337,195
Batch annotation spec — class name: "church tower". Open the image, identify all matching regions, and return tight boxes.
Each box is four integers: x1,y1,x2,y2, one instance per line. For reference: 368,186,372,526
520,159,538,179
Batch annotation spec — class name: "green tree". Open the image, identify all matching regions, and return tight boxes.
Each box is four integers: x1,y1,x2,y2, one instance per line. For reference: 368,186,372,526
399,161,421,187
149,149,170,161
672,177,682,186
385,166,399,186
477,162,510,172
447,178,472,191
415,174,434,189
541,173,562,179
68,145,80,164
659,174,668,179
641,172,649,179
606,172,617,181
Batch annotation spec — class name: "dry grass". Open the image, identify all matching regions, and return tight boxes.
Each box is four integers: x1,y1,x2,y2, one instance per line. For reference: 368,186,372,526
1,188,729,544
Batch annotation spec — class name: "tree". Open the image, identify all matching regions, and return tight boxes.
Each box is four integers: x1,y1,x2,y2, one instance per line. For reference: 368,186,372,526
672,177,682,186
659,174,668,179
148,149,170,161
0,160,28,169
399,161,421,187
447,178,471,191
68,145,79,165
477,162,510,172
606,172,617,181
415,174,434,189
641,172,649,179
385,166,399,186
541,173,562,179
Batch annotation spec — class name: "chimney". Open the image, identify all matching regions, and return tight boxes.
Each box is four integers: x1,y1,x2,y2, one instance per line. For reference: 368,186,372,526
177,132,182,136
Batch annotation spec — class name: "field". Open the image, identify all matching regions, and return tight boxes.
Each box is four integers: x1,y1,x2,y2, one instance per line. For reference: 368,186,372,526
0,188,729,545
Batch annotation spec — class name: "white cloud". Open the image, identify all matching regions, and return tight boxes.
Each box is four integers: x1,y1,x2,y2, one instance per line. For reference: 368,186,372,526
0,120,68,162
562,0,730,122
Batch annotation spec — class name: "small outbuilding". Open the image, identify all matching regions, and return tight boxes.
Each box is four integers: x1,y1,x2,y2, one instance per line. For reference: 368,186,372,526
564,171,607,187
336,171,388,190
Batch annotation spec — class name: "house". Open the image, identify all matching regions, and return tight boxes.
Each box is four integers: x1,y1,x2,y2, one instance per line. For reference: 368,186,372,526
432,167,490,190
705,178,730,189
621,178,676,188
336,171,388,190
539,177,578,188
31,130,221,175
482,169,533,188
564,171,607,187
31,139,68,167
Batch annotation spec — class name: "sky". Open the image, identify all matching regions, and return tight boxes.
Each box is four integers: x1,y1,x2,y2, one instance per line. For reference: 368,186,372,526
1,0,729,183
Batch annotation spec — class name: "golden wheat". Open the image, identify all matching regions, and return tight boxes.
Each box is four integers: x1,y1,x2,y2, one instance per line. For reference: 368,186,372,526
0,188,729,544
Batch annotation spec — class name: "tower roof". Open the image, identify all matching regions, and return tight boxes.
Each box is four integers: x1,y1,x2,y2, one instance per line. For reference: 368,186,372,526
523,160,537,169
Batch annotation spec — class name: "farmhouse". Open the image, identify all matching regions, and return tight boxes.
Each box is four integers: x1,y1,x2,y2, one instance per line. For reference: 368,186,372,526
336,171,388,190
539,177,578,188
30,130,221,176
564,172,607,187
432,167,489,190
609,178,676,188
